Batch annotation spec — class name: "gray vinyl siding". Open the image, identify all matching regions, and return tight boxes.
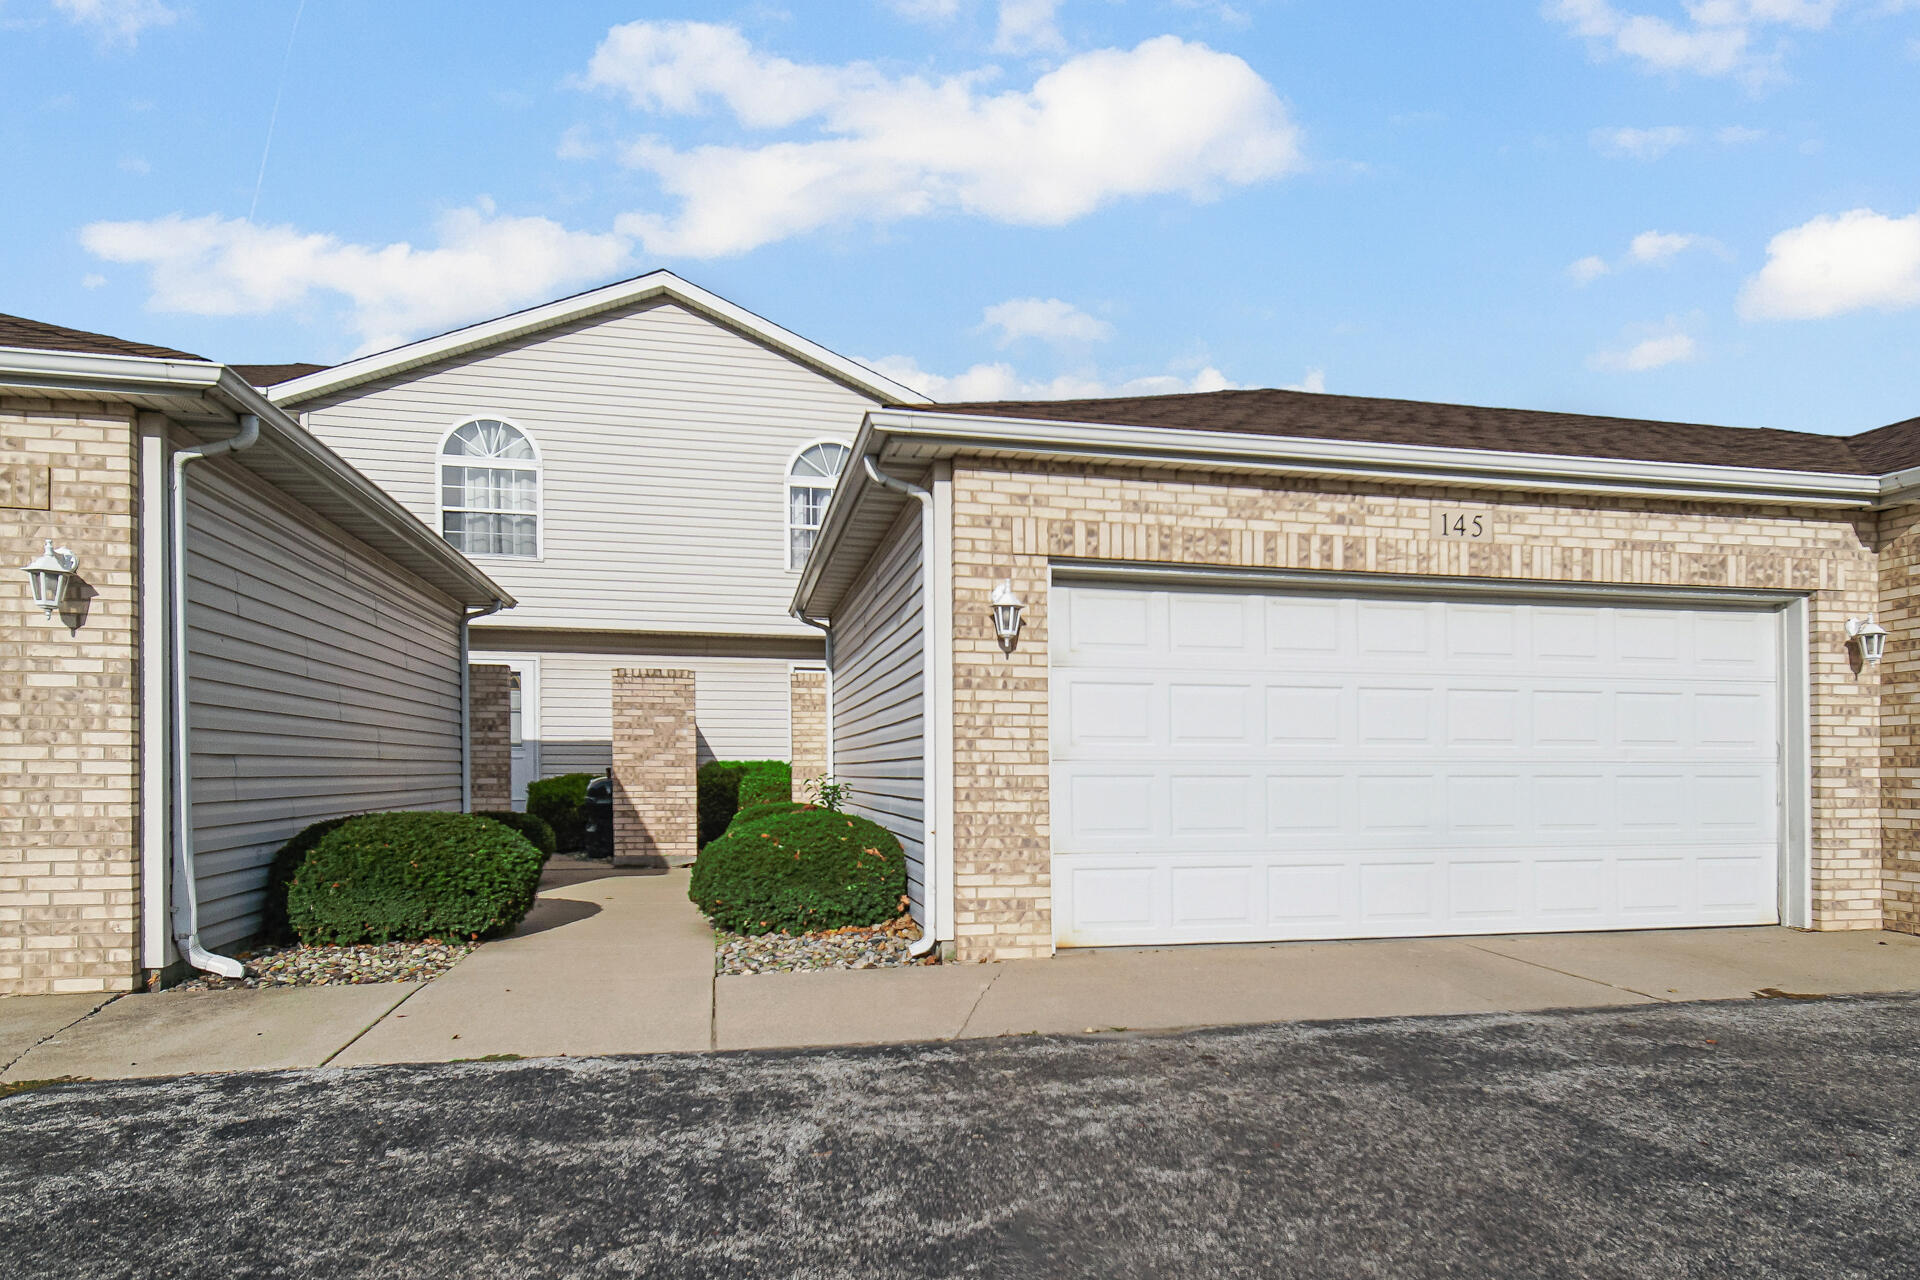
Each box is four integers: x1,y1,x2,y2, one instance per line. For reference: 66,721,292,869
185,454,465,948
829,509,926,920
293,298,882,637
481,651,798,774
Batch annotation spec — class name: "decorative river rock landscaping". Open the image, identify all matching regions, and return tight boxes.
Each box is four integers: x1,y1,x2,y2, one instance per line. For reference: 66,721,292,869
716,916,937,975
174,939,475,990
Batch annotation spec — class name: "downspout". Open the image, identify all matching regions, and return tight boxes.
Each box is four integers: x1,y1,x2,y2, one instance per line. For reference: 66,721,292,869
792,610,835,779
169,415,260,979
861,455,940,959
459,600,509,812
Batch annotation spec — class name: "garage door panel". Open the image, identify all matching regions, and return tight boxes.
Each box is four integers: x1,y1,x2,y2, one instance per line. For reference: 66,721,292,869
1053,584,1783,946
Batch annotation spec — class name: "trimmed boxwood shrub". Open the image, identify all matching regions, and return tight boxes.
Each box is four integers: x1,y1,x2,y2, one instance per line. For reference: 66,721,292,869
527,772,595,851
728,800,813,832
698,759,792,847
286,811,544,945
261,815,356,943
689,808,905,935
476,810,558,858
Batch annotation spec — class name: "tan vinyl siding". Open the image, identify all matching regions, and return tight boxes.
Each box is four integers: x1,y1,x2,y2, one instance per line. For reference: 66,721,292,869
294,299,883,637
185,454,465,947
830,509,927,917
495,651,798,774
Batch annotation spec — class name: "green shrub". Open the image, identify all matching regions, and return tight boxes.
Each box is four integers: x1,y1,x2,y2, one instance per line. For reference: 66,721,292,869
286,811,544,945
476,810,557,858
689,808,906,935
698,759,792,847
728,800,813,832
261,815,356,943
526,772,594,851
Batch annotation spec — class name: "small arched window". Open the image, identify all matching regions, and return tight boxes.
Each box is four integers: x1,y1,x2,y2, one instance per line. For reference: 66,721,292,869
441,418,540,558
787,441,850,569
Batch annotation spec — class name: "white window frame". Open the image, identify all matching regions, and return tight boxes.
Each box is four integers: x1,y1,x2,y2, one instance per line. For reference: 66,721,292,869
786,439,851,571
438,414,544,561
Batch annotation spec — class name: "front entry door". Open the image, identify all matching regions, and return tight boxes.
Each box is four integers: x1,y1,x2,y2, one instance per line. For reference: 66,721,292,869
506,657,540,811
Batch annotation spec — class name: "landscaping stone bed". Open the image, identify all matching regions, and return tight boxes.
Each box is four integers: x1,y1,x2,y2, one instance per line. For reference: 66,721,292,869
174,940,475,990
716,917,936,975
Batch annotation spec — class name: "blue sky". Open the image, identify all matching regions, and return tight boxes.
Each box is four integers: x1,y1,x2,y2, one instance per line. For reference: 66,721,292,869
3,0,1917,433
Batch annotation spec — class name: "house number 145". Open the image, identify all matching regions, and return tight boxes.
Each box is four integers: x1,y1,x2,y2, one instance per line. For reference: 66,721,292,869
1432,508,1492,540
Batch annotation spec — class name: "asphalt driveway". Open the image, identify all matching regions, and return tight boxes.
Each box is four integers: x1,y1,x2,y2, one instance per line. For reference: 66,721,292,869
4,994,1916,1279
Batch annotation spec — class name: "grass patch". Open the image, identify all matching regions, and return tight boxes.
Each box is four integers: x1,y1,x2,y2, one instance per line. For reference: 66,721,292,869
0,1076,87,1100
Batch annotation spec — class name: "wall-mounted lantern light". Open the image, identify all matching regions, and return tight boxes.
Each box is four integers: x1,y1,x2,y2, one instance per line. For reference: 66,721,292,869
1846,616,1889,665
990,579,1025,650
23,540,77,618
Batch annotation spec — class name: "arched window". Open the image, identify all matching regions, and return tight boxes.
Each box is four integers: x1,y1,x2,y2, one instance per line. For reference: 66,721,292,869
787,441,850,569
441,418,540,558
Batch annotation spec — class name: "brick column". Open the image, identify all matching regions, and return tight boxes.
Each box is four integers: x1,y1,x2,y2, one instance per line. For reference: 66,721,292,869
467,663,512,812
789,669,828,801
611,668,697,867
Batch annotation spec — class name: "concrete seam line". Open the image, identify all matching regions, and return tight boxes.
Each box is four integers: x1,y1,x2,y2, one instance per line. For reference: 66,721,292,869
317,982,430,1068
0,994,123,1076
1457,942,1675,1004
709,960,718,1053
954,970,1003,1040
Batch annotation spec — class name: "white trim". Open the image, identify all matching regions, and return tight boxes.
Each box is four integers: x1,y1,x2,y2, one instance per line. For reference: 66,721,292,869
266,271,930,407
437,414,544,562
785,438,851,571
136,417,172,973
930,459,956,945
1780,597,1814,929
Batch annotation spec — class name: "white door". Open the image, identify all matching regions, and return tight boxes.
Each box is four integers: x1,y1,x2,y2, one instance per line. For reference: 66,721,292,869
1050,583,1783,947
504,657,540,811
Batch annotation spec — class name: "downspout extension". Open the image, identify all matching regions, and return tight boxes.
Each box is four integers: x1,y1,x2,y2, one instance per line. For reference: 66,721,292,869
861,455,940,959
169,415,260,979
459,600,509,812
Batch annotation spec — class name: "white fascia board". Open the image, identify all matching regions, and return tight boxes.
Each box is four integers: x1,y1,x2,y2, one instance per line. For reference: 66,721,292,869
267,270,930,407
1874,464,1920,507
792,406,1884,616
0,346,512,610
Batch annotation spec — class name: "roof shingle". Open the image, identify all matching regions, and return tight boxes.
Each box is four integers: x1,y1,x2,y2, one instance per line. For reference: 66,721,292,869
0,312,204,362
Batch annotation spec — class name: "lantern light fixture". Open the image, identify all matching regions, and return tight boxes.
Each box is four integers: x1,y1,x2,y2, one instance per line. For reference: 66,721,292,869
23,540,76,618
990,579,1024,649
1846,616,1888,665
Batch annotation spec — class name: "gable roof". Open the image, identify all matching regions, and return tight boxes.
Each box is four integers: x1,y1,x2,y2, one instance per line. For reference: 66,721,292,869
927,387,1886,477
0,312,204,362
231,361,329,388
1844,414,1920,476
266,271,929,408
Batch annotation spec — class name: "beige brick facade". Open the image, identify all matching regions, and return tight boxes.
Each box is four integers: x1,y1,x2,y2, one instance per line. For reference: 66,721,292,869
0,398,143,995
610,668,697,867
1876,505,1920,935
468,663,513,812
945,459,1887,962
789,668,828,801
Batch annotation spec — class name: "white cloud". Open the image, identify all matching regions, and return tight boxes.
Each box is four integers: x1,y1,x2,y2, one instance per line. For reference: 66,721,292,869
980,297,1112,345
585,24,1303,258
884,0,962,19
1589,325,1700,371
117,154,150,175
81,273,106,289
1568,254,1612,284
80,201,632,355
867,355,1237,401
1739,207,1920,319
54,0,176,45
1591,124,1695,159
1715,124,1767,143
1627,229,1703,262
1282,368,1327,393
996,0,1065,51
1547,0,1840,85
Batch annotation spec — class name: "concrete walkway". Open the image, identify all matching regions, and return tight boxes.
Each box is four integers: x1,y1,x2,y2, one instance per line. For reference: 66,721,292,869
7,860,1920,1081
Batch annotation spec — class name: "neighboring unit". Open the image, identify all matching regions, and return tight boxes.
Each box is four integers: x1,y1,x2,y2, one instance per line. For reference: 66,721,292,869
799,390,1920,961
252,273,923,806
1,315,509,995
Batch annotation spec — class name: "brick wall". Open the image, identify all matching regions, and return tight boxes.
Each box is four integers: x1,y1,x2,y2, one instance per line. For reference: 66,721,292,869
610,668,696,866
789,668,828,801
946,459,1884,962
0,398,142,995
468,663,512,812
1877,505,1920,935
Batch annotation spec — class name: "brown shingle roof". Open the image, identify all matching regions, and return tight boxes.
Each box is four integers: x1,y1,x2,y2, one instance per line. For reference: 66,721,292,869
0,312,204,362
926,388,1886,477
230,362,329,388
1843,415,1920,476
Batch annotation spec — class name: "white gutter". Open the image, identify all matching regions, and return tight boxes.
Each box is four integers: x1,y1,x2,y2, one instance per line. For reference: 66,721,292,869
168,414,260,979
859,455,940,959
458,600,509,812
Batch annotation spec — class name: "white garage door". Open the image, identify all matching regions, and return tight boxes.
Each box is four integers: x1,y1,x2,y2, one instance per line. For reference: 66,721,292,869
1050,582,1783,947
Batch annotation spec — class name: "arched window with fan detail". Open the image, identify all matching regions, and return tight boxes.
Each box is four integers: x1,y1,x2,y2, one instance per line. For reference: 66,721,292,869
440,417,540,558
787,440,850,569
